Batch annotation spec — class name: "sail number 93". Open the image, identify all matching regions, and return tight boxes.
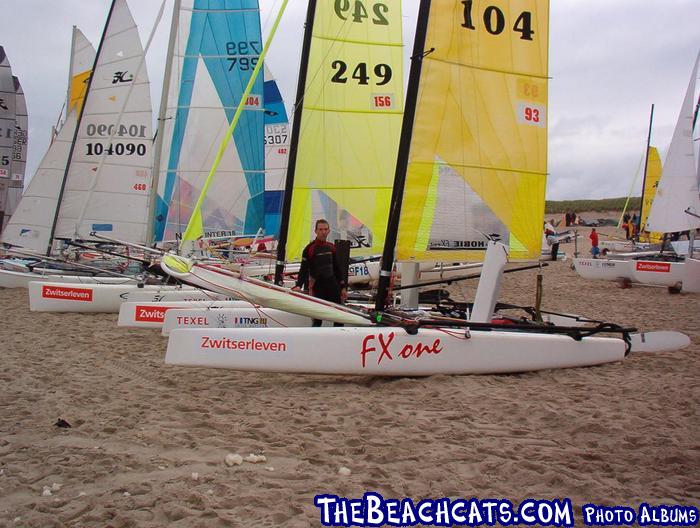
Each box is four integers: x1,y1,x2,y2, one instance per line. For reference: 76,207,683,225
461,1,535,40
331,61,392,86
334,0,389,25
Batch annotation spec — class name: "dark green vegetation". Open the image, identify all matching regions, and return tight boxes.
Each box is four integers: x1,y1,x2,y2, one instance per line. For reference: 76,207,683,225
545,197,641,214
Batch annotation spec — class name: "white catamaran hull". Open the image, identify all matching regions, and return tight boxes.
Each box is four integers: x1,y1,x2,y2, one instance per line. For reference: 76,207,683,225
28,281,235,313
0,268,137,289
118,300,254,329
161,306,332,335
573,258,688,288
165,326,626,376
161,256,371,326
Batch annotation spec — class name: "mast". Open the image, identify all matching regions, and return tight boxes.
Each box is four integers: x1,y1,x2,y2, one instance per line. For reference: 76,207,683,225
637,103,654,240
374,0,433,311
273,0,318,285
46,0,117,256
146,0,181,246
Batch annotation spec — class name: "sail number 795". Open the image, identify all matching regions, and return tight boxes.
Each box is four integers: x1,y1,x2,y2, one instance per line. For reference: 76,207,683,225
461,1,534,40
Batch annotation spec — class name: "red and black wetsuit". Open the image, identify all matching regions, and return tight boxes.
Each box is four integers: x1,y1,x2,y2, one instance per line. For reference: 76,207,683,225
295,239,346,303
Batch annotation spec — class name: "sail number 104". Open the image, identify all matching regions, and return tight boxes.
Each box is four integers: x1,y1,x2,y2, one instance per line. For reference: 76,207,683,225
461,1,535,41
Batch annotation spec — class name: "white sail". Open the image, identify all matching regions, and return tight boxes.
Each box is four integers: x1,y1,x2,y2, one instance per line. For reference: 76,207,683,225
52,0,153,245
6,76,28,218
1,28,96,253
1,112,78,253
0,46,17,231
646,51,700,233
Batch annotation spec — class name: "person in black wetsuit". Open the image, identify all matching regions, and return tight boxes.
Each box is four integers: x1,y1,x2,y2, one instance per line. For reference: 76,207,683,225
292,219,347,327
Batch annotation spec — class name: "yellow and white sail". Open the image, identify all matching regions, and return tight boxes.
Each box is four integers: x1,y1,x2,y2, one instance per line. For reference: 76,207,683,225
285,1,404,261
0,28,96,253
396,0,548,262
639,146,663,243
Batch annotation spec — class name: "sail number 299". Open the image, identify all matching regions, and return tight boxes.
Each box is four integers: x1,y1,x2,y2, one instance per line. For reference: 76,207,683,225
461,1,534,40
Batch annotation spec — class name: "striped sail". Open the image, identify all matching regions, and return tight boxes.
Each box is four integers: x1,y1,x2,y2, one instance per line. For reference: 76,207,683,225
52,0,153,245
395,0,548,261
0,28,95,253
0,47,16,231
154,0,265,243
646,51,700,234
262,65,290,239
284,0,404,261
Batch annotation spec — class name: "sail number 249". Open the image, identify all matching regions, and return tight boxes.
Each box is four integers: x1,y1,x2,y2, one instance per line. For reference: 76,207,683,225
461,1,535,40
334,0,389,25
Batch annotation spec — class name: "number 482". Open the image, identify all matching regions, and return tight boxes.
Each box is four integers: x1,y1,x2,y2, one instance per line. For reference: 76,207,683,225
461,1,534,40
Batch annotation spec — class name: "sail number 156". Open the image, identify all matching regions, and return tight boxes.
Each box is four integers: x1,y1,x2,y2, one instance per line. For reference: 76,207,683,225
461,1,534,40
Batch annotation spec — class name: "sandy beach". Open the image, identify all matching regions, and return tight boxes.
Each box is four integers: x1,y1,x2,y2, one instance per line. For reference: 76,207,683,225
1,223,698,526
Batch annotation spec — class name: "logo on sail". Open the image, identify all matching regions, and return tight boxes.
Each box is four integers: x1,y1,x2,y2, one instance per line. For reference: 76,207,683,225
112,71,134,84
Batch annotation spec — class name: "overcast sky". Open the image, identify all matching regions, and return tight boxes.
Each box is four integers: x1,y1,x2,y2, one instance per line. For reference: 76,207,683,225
1,0,698,200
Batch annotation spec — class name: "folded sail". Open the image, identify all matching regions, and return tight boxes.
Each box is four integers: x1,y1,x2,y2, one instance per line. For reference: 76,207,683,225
0,27,96,253
284,0,404,261
646,51,700,234
396,0,548,261
52,0,153,245
155,0,265,242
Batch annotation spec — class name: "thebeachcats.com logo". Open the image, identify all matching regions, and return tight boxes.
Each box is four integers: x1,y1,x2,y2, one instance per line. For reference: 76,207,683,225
313,493,699,527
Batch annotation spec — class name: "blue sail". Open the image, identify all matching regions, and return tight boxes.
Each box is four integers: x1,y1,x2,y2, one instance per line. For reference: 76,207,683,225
155,0,264,241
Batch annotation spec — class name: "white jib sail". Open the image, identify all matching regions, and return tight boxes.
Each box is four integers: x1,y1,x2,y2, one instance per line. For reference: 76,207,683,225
646,51,700,233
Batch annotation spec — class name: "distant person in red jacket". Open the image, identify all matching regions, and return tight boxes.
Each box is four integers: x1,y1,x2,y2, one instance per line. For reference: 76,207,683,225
590,228,600,258
292,219,347,327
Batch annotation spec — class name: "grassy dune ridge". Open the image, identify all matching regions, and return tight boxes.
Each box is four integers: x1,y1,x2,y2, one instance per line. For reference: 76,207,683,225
545,197,641,214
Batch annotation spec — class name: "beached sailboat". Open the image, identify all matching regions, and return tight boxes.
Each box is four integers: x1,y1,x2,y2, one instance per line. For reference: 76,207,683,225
574,51,700,292
158,0,691,375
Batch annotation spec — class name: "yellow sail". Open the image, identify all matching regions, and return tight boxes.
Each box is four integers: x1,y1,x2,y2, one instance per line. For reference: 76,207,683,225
639,146,663,243
285,1,404,261
68,69,91,117
396,0,548,261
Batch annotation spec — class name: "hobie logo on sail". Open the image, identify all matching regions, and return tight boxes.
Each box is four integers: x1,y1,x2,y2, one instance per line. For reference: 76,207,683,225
42,285,93,302
636,261,671,273
112,71,134,84
135,305,171,322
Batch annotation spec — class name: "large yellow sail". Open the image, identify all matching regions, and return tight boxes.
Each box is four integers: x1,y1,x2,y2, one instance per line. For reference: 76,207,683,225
396,0,549,261
639,146,663,243
285,1,404,261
